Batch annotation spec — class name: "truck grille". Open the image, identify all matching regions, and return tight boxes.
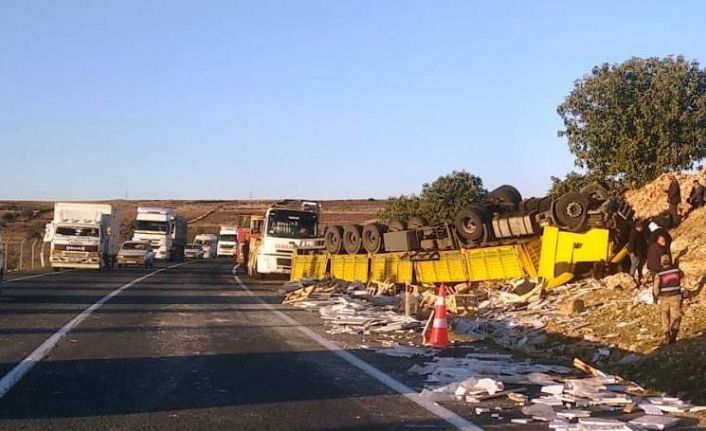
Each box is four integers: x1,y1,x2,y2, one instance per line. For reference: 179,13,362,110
276,257,292,267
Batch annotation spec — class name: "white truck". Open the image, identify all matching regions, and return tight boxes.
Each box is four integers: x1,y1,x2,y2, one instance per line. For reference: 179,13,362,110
248,200,324,277
194,234,218,259
46,202,121,270
216,226,238,257
132,207,187,261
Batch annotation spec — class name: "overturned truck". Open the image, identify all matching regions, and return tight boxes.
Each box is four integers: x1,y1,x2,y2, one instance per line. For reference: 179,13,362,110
292,184,635,289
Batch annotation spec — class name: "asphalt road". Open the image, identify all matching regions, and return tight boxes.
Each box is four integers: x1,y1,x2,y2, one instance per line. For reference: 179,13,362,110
0,260,463,431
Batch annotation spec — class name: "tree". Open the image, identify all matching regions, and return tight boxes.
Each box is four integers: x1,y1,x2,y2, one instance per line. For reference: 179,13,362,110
379,170,487,224
548,171,623,197
558,56,706,185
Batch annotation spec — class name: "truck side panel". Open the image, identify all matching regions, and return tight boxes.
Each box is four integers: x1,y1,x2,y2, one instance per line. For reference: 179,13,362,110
291,227,619,290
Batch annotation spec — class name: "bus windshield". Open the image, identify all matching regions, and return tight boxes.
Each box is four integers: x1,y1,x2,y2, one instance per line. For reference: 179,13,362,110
266,211,317,239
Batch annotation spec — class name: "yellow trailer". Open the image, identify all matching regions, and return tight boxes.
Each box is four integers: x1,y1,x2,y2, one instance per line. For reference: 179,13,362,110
291,226,624,290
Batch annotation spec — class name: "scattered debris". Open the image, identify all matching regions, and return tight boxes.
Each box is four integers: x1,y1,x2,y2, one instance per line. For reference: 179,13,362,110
284,278,423,334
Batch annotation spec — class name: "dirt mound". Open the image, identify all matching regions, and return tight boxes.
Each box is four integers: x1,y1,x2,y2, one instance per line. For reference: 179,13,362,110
625,169,706,219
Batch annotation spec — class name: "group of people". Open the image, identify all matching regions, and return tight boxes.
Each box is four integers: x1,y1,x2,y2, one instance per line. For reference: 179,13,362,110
666,175,706,227
624,175,703,345
627,220,684,344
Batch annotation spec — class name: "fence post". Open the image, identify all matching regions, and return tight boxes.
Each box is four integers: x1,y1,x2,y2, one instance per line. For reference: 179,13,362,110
19,239,26,271
3,242,7,271
40,241,47,268
31,239,38,270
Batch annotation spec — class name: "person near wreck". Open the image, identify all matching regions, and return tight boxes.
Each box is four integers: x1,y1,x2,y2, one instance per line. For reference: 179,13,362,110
627,220,647,287
686,179,706,216
653,254,685,344
666,175,681,227
646,230,672,279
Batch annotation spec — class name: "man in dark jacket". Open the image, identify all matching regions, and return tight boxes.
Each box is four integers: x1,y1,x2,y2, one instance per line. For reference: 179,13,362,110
687,179,705,214
647,232,671,275
627,221,647,286
667,176,681,227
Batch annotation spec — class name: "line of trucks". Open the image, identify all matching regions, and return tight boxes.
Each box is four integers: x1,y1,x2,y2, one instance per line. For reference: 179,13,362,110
43,202,261,271
40,183,636,290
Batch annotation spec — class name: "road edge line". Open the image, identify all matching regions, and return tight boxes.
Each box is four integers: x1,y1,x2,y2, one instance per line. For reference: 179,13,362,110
234,276,483,431
0,263,185,399
4,269,78,284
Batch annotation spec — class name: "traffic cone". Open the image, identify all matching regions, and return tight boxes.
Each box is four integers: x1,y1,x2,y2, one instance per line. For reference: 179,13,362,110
423,284,450,348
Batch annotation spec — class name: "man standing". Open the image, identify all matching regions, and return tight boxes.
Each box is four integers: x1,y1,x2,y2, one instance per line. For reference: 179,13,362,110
647,232,671,277
653,254,684,344
667,176,681,227
687,179,705,214
627,221,646,287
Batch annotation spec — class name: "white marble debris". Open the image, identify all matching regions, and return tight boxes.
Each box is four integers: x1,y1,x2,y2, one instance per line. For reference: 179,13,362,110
628,415,680,430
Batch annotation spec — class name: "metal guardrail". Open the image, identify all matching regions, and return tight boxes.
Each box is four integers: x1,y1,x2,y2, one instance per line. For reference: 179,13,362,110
2,240,50,273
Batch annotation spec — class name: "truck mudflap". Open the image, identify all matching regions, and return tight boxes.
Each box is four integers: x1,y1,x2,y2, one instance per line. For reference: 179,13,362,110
290,226,621,290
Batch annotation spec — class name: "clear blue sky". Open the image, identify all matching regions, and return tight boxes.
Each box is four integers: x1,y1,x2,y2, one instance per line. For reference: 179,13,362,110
2,1,705,200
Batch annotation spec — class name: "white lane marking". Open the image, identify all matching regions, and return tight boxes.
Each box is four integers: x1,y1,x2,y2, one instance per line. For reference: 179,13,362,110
234,276,483,431
4,270,78,284
0,263,186,399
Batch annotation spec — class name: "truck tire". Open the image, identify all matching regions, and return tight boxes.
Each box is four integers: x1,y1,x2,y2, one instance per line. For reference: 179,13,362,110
580,183,609,200
489,185,522,208
454,205,487,246
407,216,428,230
554,192,589,231
324,225,344,254
520,197,540,214
538,196,553,213
343,224,364,255
387,220,406,232
362,223,385,253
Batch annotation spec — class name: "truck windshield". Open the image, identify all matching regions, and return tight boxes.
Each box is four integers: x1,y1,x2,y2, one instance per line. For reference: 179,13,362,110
219,234,237,242
122,243,147,250
135,220,168,233
196,240,213,246
56,226,99,237
267,211,317,239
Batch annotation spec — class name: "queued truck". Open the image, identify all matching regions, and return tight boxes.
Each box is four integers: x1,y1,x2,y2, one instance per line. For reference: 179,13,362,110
45,202,121,270
290,184,635,290
217,226,238,257
132,207,187,261
194,234,218,259
247,200,324,277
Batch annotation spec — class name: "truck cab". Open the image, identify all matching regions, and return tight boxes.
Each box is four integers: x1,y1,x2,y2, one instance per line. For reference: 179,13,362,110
217,226,238,257
249,201,322,276
132,207,187,261
47,203,120,270
194,234,218,259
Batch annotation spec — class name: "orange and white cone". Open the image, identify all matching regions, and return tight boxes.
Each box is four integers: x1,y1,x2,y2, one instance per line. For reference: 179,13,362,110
423,284,450,348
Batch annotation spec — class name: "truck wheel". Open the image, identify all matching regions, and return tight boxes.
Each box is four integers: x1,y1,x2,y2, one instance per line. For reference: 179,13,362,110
343,224,364,255
454,206,487,246
554,192,589,231
407,216,428,230
489,185,522,208
538,196,553,213
520,197,540,214
387,220,407,232
580,183,609,200
324,225,344,254
362,223,385,253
